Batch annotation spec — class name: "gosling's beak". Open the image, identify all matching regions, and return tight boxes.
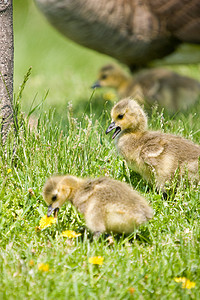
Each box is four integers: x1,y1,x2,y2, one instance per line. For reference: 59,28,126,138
91,80,101,89
47,205,59,218
106,121,121,139
106,121,116,134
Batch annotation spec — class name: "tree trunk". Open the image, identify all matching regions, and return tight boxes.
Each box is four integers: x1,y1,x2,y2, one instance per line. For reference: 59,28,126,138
0,0,14,144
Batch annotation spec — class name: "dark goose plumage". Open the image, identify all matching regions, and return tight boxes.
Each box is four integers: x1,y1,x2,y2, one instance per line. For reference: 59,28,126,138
35,0,200,69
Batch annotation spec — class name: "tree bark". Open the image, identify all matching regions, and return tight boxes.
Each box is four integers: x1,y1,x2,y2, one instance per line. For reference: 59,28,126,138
0,0,14,144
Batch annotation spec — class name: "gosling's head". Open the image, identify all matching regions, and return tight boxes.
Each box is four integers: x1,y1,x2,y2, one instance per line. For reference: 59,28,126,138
91,64,129,89
106,98,148,139
43,175,79,217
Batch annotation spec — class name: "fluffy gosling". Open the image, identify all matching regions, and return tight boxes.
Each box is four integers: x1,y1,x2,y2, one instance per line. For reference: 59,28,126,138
92,64,200,114
43,175,153,235
106,98,200,190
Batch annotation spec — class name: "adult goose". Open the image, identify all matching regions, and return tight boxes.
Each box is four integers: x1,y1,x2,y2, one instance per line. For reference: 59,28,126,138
35,0,200,70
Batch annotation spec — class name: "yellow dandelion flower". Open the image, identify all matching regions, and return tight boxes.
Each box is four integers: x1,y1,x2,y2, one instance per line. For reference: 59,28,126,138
128,287,135,294
28,188,35,196
61,230,81,238
29,260,34,266
184,280,196,289
38,263,49,272
39,215,56,229
88,256,104,265
103,92,116,101
7,168,12,174
174,277,196,289
174,277,183,283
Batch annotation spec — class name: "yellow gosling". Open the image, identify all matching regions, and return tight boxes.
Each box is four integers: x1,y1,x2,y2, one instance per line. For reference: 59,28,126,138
106,98,200,190
43,175,153,235
92,64,200,114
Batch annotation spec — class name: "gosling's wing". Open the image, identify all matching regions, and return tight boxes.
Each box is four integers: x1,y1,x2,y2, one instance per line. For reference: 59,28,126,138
140,138,167,167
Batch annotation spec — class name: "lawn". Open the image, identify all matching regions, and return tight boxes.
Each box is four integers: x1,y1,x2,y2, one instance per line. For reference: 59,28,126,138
0,1,199,299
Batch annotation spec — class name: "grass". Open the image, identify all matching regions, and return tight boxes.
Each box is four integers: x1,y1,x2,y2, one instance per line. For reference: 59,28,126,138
0,91,199,299
13,0,116,124
0,0,199,299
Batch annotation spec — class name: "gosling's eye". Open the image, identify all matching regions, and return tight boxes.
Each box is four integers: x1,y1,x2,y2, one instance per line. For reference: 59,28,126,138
118,114,124,119
52,195,57,201
101,74,107,80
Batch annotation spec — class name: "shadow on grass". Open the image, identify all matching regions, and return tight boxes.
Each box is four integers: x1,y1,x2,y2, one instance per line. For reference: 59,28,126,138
75,226,153,246
50,94,114,132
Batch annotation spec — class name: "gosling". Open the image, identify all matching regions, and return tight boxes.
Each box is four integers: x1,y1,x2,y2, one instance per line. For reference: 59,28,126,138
106,98,200,190
92,64,200,114
43,175,153,235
